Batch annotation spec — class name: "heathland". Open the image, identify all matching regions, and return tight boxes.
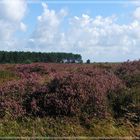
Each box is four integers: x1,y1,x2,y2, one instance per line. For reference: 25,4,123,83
0,61,140,137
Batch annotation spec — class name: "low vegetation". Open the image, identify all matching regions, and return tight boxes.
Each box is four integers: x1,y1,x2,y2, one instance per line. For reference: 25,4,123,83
0,61,140,137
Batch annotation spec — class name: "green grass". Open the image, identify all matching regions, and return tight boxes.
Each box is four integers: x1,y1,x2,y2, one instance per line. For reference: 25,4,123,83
131,87,140,106
0,70,19,85
0,116,138,137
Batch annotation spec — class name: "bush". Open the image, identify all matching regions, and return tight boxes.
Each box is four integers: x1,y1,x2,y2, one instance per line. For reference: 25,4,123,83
0,74,41,118
115,60,140,87
107,88,133,118
1,62,139,121
25,68,124,118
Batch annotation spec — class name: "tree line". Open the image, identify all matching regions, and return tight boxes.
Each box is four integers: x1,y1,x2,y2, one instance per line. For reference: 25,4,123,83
0,51,82,64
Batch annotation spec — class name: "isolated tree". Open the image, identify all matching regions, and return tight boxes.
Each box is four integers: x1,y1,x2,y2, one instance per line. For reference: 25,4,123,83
86,59,90,64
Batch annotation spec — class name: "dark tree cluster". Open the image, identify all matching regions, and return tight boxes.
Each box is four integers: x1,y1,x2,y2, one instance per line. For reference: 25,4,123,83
0,51,82,64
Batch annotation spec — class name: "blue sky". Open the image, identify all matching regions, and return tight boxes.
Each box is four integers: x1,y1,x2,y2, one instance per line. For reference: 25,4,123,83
0,0,140,62
24,1,134,36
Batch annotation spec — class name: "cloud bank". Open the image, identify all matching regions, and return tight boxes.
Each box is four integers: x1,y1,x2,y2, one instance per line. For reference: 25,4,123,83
0,1,140,62
27,3,140,61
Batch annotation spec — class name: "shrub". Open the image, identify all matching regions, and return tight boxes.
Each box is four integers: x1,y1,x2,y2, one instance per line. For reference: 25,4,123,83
0,74,41,118
115,60,140,87
107,88,133,118
25,68,124,118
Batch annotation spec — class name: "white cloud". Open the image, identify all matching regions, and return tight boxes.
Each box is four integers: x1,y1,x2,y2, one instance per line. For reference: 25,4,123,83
0,0,27,50
28,4,140,61
66,15,140,61
133,7,140,20
130,0,140,6
0,1,140,62
28,3,67,51
0,20,14,41
20,22,27,32
0,0,27,22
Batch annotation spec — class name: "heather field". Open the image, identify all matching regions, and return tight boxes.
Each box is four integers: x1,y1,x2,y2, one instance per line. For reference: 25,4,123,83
0,61,140,138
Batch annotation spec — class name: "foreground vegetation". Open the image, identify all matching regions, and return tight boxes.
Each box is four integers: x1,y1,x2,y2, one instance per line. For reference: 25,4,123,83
0,61,140,137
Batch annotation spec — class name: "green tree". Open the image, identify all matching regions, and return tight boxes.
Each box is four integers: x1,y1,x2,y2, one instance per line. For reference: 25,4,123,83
86,59,90,64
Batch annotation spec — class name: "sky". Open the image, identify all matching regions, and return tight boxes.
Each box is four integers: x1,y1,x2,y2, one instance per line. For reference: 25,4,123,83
0,0,140,62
